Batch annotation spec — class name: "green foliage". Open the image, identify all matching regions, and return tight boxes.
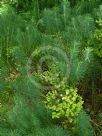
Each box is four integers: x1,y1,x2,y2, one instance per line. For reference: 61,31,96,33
7,95,40,132
38,127,70,136
45,85,83,125
0,76,71,135
0,0,101,136
94,19,102,57
76,111,94,136
0,90,10,104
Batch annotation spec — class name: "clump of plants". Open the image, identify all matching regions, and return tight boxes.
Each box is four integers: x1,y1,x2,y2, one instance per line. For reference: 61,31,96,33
44,85,83,126
34,62,83,127
32,55,84,127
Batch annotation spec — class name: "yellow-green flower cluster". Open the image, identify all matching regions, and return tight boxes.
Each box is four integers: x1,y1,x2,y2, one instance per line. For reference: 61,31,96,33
45,87,83,123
